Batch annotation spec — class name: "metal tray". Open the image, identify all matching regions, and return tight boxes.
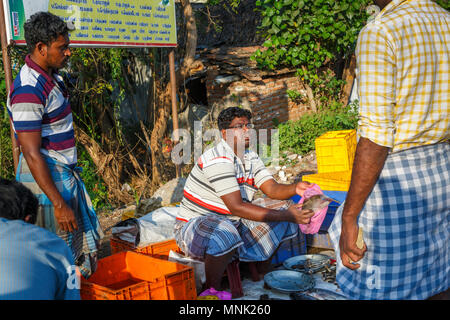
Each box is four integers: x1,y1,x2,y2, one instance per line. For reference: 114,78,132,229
263,270,315,293
283,254,331,274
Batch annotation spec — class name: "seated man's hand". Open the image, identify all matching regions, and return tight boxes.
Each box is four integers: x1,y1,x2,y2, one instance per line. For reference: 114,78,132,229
295,181,313,197
286,204,314,224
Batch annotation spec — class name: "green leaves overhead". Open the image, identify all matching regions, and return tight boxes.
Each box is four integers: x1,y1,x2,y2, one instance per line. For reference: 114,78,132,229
252,0,370,108
254,0,370,71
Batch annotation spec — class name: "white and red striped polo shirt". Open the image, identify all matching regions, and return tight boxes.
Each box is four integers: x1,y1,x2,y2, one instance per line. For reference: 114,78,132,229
179,139,273,221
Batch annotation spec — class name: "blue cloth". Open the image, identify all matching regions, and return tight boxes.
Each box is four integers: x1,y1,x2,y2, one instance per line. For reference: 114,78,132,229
328,143,449,300
175,215,299,262
16,154,104,278
0,218,80,300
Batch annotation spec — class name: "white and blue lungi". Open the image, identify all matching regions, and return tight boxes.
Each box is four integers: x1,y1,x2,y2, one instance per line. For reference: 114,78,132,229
16,154,104,278
329,142,449,300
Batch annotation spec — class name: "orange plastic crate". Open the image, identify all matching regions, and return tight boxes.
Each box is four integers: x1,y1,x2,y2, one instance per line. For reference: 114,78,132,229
110,238,183,260
80,251,196,300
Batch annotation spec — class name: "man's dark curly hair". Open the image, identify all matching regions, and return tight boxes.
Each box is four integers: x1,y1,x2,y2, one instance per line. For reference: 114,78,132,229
0,178,38,223
217,107,252,130
24,11,68,53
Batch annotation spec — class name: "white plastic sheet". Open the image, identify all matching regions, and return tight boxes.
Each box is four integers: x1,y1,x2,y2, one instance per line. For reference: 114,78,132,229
111,206,181,247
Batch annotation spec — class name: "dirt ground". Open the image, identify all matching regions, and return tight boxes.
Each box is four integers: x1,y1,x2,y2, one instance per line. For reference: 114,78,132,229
97,210,123,259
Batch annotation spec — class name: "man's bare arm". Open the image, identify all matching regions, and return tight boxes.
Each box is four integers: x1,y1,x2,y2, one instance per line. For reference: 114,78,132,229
220,190,314,224
259,179,312,200
17,131,78,232
343,137,389,220
339,137,389,269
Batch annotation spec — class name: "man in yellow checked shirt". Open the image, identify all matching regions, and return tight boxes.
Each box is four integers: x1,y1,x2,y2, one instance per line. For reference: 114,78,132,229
328,0,449,300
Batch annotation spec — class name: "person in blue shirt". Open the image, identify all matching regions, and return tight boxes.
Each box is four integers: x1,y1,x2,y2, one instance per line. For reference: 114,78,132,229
0,178,80,300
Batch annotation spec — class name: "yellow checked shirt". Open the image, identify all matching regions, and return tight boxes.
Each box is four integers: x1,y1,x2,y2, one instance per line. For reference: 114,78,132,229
356,0,449,153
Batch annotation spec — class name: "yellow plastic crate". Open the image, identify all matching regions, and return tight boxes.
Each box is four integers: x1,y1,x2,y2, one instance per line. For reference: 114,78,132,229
315,130,357,173
302,171,352,191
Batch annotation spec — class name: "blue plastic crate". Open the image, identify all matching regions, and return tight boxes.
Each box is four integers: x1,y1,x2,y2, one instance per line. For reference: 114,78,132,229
271,231,307,265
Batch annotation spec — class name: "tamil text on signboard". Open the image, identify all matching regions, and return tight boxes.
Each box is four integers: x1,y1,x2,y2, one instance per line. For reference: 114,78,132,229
3,0,177,47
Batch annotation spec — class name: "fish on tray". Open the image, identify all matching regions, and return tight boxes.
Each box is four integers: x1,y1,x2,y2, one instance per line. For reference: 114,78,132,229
291,258,329,274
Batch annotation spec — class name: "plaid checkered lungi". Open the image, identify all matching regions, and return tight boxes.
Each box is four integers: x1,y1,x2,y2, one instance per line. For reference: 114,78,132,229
329,142,449,300
174,214,299,262
16,154,104,278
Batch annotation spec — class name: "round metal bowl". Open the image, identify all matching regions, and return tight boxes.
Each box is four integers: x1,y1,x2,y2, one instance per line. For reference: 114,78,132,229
263,270,315,293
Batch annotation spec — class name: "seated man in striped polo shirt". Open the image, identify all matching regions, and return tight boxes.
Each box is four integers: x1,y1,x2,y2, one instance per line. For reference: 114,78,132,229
175,107,315,291
7,12,103,278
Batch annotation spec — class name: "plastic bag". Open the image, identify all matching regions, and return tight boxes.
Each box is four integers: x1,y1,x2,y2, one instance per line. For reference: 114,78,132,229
111,206,180,247
298,184,331,234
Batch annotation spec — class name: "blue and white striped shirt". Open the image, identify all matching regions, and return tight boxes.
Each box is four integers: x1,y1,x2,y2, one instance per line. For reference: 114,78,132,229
7,55,77,167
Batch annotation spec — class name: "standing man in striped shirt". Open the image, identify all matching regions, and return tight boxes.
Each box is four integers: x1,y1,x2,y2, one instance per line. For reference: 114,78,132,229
328,0,449,299
7,12,103,279
175,107,315,291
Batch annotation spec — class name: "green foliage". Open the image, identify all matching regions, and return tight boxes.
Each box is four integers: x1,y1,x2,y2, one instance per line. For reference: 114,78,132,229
0,56,18,180
76,144,110,211
69,47,127,144
286,89,305,104
207,0,242,11
68,48,135,208
253,0,370,69
0,106,14,180
433,0,450,10
253,0,370,107
278,101,359,155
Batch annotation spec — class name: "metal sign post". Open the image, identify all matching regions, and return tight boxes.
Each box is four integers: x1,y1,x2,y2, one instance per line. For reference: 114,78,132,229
169,48,180,177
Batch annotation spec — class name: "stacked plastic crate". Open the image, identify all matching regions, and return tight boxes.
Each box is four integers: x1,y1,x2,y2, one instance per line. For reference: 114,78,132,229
302,129,356,191
301,130,356,248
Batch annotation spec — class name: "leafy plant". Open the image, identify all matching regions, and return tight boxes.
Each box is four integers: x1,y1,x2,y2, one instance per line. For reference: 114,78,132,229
0,55,19,180
433,0,450,10
76,145,110,211
0,105,14,180
253,0,370,108
278,102,359,155
286,89,306,104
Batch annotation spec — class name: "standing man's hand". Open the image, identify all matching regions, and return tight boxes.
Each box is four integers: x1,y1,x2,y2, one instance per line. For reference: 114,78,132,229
16,131,79,234
295,181,313,197
54,202,78,233
336,137,389,270
339,217,366,270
